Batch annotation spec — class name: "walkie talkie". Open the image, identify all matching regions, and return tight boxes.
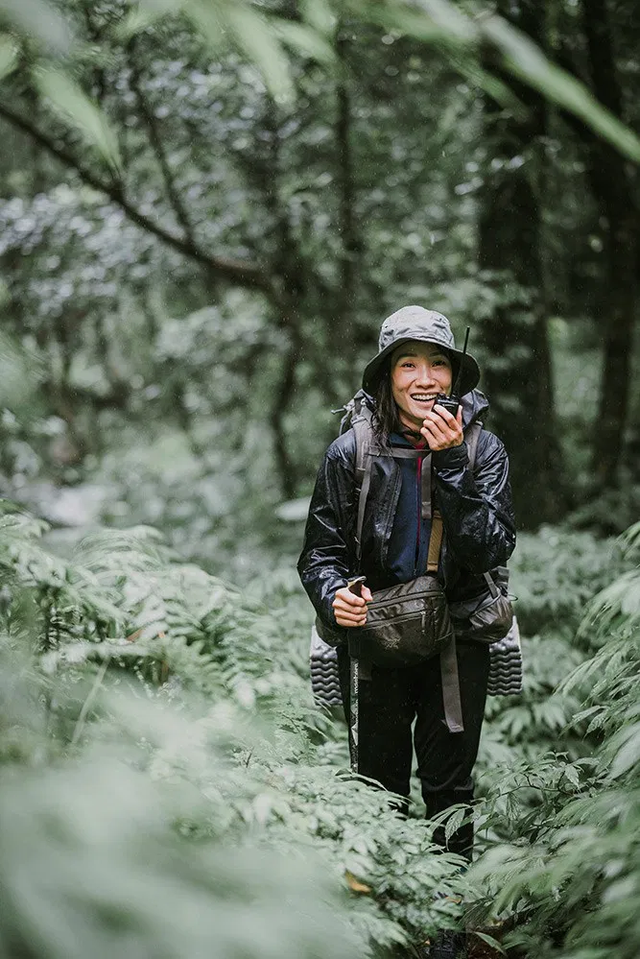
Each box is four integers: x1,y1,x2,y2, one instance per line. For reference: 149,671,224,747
435,326,470,418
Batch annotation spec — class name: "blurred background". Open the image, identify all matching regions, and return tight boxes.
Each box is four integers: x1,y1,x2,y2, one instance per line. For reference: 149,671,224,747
1,2,640,958
1,0,639,572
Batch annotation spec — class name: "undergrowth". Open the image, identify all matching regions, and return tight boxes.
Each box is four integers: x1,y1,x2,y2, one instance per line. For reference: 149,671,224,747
1,500,638,959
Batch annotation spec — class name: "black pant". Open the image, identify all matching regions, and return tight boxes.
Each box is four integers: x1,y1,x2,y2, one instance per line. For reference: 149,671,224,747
337,641,490,859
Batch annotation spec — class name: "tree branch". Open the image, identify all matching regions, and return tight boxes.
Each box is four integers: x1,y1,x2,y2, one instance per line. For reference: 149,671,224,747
0,100,272,293
126,37,198,246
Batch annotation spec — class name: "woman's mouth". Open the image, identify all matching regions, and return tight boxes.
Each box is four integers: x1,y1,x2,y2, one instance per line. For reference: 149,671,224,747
411,394,439,403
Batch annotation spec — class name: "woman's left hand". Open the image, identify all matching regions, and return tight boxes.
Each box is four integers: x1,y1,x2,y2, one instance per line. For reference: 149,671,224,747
420,404,463,451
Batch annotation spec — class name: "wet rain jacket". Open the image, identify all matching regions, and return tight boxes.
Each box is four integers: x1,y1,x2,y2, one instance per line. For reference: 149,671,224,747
298,389,516,641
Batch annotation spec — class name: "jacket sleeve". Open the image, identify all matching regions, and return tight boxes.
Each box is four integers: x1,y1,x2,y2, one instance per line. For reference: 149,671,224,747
297,437,357,635
432,430,516,572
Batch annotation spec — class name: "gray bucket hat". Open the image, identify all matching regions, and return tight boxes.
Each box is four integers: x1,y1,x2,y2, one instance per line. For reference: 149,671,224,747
362,305,480,397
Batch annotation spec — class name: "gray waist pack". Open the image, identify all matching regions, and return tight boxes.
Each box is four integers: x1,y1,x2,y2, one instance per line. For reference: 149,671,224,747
347,573,453,668
448,569,513,644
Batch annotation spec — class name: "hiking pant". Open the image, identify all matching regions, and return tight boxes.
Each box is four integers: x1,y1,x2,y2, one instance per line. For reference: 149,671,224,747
337,640,490,861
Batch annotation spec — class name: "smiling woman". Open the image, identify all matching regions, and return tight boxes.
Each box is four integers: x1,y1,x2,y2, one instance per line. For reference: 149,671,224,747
298,306,516,959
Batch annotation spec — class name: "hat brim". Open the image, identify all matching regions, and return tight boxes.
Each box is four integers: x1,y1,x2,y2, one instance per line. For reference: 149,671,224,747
362,336,480,397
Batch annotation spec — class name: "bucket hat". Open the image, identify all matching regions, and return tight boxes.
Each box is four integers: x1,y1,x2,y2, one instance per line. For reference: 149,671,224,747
362,305,480,397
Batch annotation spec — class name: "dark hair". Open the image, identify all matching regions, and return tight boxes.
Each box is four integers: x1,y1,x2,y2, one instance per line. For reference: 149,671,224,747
371,362,401,445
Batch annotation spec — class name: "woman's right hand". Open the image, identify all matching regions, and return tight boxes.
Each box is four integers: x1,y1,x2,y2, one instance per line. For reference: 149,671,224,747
332,585,373,627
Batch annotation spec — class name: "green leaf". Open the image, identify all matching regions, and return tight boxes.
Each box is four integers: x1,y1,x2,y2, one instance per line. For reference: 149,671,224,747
225,6,293,102
34,66,122,175
479,13,640,163
473,931,506,955
117,0,183,41
271,20,335,65
0,33,19,81
450,52,528,118
444,805,466,843
0,0,71,53
300,0,336,37
609,723,640,779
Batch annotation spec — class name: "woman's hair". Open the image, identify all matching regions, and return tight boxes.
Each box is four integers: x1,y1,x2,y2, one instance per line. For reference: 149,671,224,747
371,362,401,444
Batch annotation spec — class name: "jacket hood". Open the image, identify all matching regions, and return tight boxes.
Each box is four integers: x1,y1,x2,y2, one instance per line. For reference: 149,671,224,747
461,389,489,429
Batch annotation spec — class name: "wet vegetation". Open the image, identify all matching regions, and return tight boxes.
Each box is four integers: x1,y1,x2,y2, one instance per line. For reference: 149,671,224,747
0,1,639,957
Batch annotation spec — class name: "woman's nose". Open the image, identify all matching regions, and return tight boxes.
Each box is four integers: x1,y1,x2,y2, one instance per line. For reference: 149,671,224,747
415,362,436,385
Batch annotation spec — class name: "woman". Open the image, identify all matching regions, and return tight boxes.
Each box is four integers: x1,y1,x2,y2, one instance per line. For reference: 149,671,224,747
298,306,516,863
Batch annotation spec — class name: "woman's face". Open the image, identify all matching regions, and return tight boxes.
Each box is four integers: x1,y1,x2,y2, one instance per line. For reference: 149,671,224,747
390,340,453,431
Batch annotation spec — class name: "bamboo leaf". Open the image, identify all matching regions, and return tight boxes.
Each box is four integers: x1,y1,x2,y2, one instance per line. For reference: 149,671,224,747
479,13,640,163
473,931,506,955
117,0,184,41
0,0,71,53
225,6,293,102
0,33,19,81
444,805,466,842
35,66,122,174
271,20,335,65
300,0,336,37
609,723,640,780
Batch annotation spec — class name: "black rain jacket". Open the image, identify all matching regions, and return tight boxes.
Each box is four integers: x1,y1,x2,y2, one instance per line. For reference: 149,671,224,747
297,389,516,641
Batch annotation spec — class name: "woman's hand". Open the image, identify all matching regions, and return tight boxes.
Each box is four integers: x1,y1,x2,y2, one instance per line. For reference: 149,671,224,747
332,584,373,627
420,404,463,451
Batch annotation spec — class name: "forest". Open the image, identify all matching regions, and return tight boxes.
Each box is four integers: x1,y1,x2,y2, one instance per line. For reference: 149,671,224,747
0,0,639,957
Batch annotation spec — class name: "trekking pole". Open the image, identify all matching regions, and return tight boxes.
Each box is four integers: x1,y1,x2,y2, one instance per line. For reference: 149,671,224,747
347,576,367,775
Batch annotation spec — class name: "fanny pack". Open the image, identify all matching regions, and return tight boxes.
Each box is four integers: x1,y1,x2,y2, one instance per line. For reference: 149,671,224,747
347,509,453,668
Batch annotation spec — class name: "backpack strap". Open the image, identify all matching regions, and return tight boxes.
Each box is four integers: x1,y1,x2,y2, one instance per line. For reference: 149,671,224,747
464,421,503,597
465,421,483,471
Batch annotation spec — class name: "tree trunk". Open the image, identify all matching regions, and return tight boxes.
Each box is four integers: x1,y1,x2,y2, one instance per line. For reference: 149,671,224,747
478,0,564,528
582,0,639,488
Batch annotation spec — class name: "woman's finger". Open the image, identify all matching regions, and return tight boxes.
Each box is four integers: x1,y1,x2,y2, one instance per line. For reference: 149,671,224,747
335,610,367,626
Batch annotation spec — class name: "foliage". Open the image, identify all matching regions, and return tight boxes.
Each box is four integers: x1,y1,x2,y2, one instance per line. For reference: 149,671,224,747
468,522,640,959
0,0,638,523
0,498,473,955
1,504,640,957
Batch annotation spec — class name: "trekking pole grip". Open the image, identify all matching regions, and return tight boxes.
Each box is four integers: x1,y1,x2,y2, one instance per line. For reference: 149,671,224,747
348,575,366,597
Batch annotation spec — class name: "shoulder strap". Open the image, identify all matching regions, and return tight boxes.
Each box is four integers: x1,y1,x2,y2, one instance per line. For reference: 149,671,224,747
464,421,505,593
352,417,372,487
353,417,374,565
465,421,483,472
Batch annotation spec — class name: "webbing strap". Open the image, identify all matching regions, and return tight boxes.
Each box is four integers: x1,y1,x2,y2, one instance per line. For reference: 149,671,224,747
465,422,482,471
483,571,500,597
465,423,499,598
440,637,464,733
426,510,443,573
355,454,373,565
